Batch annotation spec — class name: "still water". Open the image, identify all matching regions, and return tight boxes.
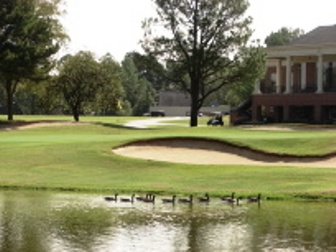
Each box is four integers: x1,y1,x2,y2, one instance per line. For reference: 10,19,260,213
0,191,335,252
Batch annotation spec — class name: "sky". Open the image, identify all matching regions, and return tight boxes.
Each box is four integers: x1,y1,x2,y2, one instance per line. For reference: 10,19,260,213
59,0,336,62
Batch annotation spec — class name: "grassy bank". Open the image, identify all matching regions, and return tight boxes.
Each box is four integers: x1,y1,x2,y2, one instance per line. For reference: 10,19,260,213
1,115,336,200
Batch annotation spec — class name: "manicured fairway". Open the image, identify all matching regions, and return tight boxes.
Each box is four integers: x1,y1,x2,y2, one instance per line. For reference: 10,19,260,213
1,115,336,200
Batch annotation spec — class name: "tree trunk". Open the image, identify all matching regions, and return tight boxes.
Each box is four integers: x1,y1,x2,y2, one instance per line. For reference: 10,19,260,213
5,80,15,121
72,106,80,122
73,110,79,122
190,79,200,127
190,97,198,127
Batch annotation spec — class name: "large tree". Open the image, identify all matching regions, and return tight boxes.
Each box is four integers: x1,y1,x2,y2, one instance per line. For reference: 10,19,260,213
121,54,155,116
265,27,304,47
0,0,66,120
56,51,101,121
93,54,124,115
129,51,169,92
14,78,62,115
56,52,125,120
142,0,264,127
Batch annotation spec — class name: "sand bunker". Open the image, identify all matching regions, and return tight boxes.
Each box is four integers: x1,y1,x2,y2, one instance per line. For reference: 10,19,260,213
0,121,89,131
113,138,336,168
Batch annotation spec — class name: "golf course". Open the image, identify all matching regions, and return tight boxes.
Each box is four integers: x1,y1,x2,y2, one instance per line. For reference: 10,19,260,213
1,115,336,200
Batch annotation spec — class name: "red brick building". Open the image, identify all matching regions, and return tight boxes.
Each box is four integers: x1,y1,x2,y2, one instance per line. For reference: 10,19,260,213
252,25,336,124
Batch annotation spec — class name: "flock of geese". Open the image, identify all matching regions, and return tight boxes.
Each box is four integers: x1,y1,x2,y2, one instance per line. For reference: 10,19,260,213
104,192,261,205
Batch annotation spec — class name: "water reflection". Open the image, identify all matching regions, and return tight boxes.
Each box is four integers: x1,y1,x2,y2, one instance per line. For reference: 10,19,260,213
0,191,335,251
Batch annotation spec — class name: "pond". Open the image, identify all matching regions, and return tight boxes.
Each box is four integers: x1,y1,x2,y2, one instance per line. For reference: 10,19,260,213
0,191,335,252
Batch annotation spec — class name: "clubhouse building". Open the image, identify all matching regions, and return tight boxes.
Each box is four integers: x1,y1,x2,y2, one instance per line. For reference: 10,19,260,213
251,25,336,124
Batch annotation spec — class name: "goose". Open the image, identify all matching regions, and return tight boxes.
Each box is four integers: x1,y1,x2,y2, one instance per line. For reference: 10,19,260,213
136,194,150,201
104,193,118,201
162,195,176,203
221,192,235,202
143,195,155,203
227,196,242,205
248,193,261,203
178,195,193,203
198,193,210,203
120,194,135,203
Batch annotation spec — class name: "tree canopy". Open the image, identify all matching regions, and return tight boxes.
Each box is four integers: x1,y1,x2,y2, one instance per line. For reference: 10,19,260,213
121,53,155,116
142,0,265,126
94,54,124,116
0,0,66,120
55,51,101,121
128,51,169,92
264,27,304,47
55,51,125,121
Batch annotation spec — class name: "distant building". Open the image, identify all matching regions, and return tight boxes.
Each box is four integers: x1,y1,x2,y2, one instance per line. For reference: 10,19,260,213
158,91,191,107
251,25,336,124
150,91,228,116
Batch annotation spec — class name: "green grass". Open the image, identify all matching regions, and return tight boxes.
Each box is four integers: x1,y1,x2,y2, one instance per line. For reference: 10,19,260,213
1,115,336,200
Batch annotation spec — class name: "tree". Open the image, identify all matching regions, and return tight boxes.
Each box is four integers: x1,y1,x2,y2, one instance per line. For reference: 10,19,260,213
225,46,265,106
142,0,264,127
265,27,304,47
93,54,124,115
55,51,101,121
14,78,62,115
121,54,155,116
0,0,66,120
129,52,169,92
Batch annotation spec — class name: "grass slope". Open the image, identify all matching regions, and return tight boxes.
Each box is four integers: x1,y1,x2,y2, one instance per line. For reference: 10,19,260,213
1,115,336,199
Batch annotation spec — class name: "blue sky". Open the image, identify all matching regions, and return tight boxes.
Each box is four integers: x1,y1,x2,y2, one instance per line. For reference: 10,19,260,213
60,0,336,62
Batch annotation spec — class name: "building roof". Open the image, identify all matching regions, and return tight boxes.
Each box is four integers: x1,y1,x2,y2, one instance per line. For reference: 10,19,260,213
290,25,336,46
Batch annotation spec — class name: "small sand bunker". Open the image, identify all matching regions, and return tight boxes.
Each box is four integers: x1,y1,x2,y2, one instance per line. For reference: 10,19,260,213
113,138,336,168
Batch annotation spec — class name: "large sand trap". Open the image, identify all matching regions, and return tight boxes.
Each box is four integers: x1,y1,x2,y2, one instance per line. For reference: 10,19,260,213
113,138,336,168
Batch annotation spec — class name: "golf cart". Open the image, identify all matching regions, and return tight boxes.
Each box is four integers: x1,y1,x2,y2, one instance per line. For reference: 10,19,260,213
207,112,224,126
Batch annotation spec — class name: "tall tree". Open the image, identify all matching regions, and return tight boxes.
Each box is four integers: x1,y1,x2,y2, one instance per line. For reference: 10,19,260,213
265,27,304,47
56,51,101,121
121,54,155,116
128,51,169,92
93,53,124,115
225,46,265,106
142,0,264,127
14,78,62,115
0,0,66,120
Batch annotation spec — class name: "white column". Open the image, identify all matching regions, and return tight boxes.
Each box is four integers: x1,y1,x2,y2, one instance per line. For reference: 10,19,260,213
285,56,292,93
276,59,282,93
316,55,324,93
253,80,261,94
301,62,307,91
